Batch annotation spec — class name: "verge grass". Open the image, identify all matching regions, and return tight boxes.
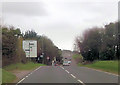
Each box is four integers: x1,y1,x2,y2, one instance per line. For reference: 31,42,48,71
2,62,46,83
78,60,118,74
2,69,16,83
4,62,46,71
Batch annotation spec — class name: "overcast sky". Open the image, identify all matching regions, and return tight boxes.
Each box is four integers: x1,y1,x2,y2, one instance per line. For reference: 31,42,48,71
1,0,119,50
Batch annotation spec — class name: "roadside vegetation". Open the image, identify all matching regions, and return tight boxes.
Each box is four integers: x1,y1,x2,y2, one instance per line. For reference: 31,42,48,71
78,61,118,74
72,54,82,59
74,22,119,61
2,26,62,67
73,22,119,74
2,69,16,83
72,54,83,64
2,24,62,84
3,62,46,71
2,62,46,83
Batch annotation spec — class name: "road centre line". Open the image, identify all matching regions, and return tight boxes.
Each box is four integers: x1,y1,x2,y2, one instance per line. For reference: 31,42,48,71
70,74,76,78
60,66,85,85
61,67,64,69
65,70,70,73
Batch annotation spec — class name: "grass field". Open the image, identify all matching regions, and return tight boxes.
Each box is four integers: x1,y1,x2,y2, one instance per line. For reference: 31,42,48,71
78,60,118,74
4,62,46,71
2,62,46,83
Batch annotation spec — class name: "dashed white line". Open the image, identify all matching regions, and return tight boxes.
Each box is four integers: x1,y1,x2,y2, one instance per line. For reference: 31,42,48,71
70,74,76,78
60,66,85,85
65,70,70,73
62,67,64,69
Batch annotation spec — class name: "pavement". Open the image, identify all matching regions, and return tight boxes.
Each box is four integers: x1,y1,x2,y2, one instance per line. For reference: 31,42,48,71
16,57,119,85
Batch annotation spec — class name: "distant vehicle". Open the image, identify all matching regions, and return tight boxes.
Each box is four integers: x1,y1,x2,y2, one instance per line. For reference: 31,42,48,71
63,61,70,66
68,60,71,64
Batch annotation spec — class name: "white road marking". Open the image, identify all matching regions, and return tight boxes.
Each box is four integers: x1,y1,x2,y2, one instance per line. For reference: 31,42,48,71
62,67,64,69
26,76,28,78
60,66,85,85
77,80,83,84
28,74,31,76
65,70,70,73
16,66,42,85
17,78,25,84
70,74,76,78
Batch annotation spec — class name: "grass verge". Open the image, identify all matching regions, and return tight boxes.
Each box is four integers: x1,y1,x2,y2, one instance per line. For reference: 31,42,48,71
78,60,118,74
4,62,46,71
2,62,46,83
2,69,16,83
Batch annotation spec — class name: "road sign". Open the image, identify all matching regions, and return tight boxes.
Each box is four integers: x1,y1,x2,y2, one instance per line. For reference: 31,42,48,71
23,40,37,58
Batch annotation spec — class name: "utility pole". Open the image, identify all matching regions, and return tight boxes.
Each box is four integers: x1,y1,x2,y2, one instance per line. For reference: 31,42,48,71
42,34,44,64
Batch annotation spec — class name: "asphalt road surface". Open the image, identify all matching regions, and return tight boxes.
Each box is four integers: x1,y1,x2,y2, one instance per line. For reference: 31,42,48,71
17,58,118,85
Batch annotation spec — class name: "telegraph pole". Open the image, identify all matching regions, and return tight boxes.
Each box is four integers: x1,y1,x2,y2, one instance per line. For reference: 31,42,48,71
42,34,44,64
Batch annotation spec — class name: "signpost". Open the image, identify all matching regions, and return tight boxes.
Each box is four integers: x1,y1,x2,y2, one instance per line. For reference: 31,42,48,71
23,40,37,58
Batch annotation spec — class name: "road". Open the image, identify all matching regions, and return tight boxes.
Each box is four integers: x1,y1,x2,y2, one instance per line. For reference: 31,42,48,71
17,59,118,85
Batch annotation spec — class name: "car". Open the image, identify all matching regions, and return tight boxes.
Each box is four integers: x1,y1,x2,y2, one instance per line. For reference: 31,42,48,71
68,60,71,64
63,61,70,66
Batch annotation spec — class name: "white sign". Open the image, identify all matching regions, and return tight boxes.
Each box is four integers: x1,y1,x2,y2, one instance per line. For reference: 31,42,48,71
23,40,37,57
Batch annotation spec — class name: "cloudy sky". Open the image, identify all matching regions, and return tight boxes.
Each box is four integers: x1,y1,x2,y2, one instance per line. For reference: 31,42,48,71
1,0,119,50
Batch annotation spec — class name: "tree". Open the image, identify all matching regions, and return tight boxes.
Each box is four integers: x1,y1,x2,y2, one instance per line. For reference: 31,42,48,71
2,26,26,66
24,30,37,39
74,22,118,61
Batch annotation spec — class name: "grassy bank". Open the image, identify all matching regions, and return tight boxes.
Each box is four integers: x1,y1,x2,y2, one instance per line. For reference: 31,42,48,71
78,60,118,74
2,69,16,83
4,62,46,71
2,62,46,83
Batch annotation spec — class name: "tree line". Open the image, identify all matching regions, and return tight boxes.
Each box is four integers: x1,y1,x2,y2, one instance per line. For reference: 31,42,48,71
74,22,119,61
2,26,62,66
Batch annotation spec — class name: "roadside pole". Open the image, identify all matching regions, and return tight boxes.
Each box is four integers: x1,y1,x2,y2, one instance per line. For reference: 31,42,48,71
29,42,31,61
42,35,44,64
